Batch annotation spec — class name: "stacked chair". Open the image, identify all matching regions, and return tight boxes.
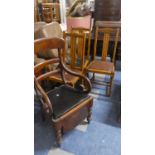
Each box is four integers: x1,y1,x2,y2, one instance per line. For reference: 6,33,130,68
34,0,61,23
49,28,91,87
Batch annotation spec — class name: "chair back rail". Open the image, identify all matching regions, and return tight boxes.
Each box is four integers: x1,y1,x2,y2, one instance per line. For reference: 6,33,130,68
63,31,86,71
93,27,119,62
34,37,64,54
71,27,91,60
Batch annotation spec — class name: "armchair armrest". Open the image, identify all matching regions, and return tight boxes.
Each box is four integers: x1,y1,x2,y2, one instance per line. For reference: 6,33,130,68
34,77,53,115
60,57,92,93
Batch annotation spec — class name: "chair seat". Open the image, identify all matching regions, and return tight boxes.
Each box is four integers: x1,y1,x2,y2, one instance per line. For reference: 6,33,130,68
47,85,89,119
87,60,114,75
66,65,82,73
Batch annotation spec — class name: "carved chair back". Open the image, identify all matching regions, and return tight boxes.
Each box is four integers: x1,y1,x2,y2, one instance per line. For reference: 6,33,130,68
71,27,91,61
63,31,87,71
93,26,119,62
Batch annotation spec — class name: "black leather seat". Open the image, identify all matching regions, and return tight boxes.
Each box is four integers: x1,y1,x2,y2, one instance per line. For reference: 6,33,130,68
47,85,89,119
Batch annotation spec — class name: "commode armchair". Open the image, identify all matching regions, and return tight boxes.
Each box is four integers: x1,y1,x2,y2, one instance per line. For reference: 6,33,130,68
34,37,93,146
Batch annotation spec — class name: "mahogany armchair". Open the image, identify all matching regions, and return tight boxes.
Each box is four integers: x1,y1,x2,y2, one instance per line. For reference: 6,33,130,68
86,26,120,96
34,37,93,146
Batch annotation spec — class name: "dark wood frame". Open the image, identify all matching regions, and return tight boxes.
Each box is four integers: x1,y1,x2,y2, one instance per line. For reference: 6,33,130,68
34,37,93,146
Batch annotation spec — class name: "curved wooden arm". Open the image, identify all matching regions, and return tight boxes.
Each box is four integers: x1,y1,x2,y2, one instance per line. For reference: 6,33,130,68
58,50,92,93
36,69,60,82
34,77,53,114
34,58,59,75
63,64,91,93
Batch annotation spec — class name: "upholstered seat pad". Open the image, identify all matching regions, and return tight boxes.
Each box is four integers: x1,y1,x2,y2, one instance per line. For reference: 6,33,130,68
87,60,114,74
47,85,89,119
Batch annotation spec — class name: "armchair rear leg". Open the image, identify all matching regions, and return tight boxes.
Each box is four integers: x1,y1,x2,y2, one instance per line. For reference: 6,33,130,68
56,129,62,147
87,101,93,123
53,123,62,147
92,73,95,81
106,74,114,96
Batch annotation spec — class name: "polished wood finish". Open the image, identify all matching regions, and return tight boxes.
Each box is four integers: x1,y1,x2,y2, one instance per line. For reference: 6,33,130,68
71,27,91,61
94,27,119,62
64,31,86,70
42,3,60,23
90,21,121,60
34,38,93,146
95,21,121,60
95,21,121,42
86,26,120,96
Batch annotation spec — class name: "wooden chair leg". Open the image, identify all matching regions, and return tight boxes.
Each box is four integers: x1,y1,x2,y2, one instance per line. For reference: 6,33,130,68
87,101,93,123
53,123,62,146
106,75,114,96
56,129,61,147
92,73,95,81
86,72,89,78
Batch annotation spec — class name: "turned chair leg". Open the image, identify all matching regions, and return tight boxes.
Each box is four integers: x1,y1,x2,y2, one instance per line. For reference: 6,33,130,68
106,75,114,96
92,73,95,81
87,102,93,123
56,129,62,146
53,124,62,147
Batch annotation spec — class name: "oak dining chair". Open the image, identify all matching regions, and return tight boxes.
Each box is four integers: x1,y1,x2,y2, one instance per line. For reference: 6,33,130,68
86,25,119,96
